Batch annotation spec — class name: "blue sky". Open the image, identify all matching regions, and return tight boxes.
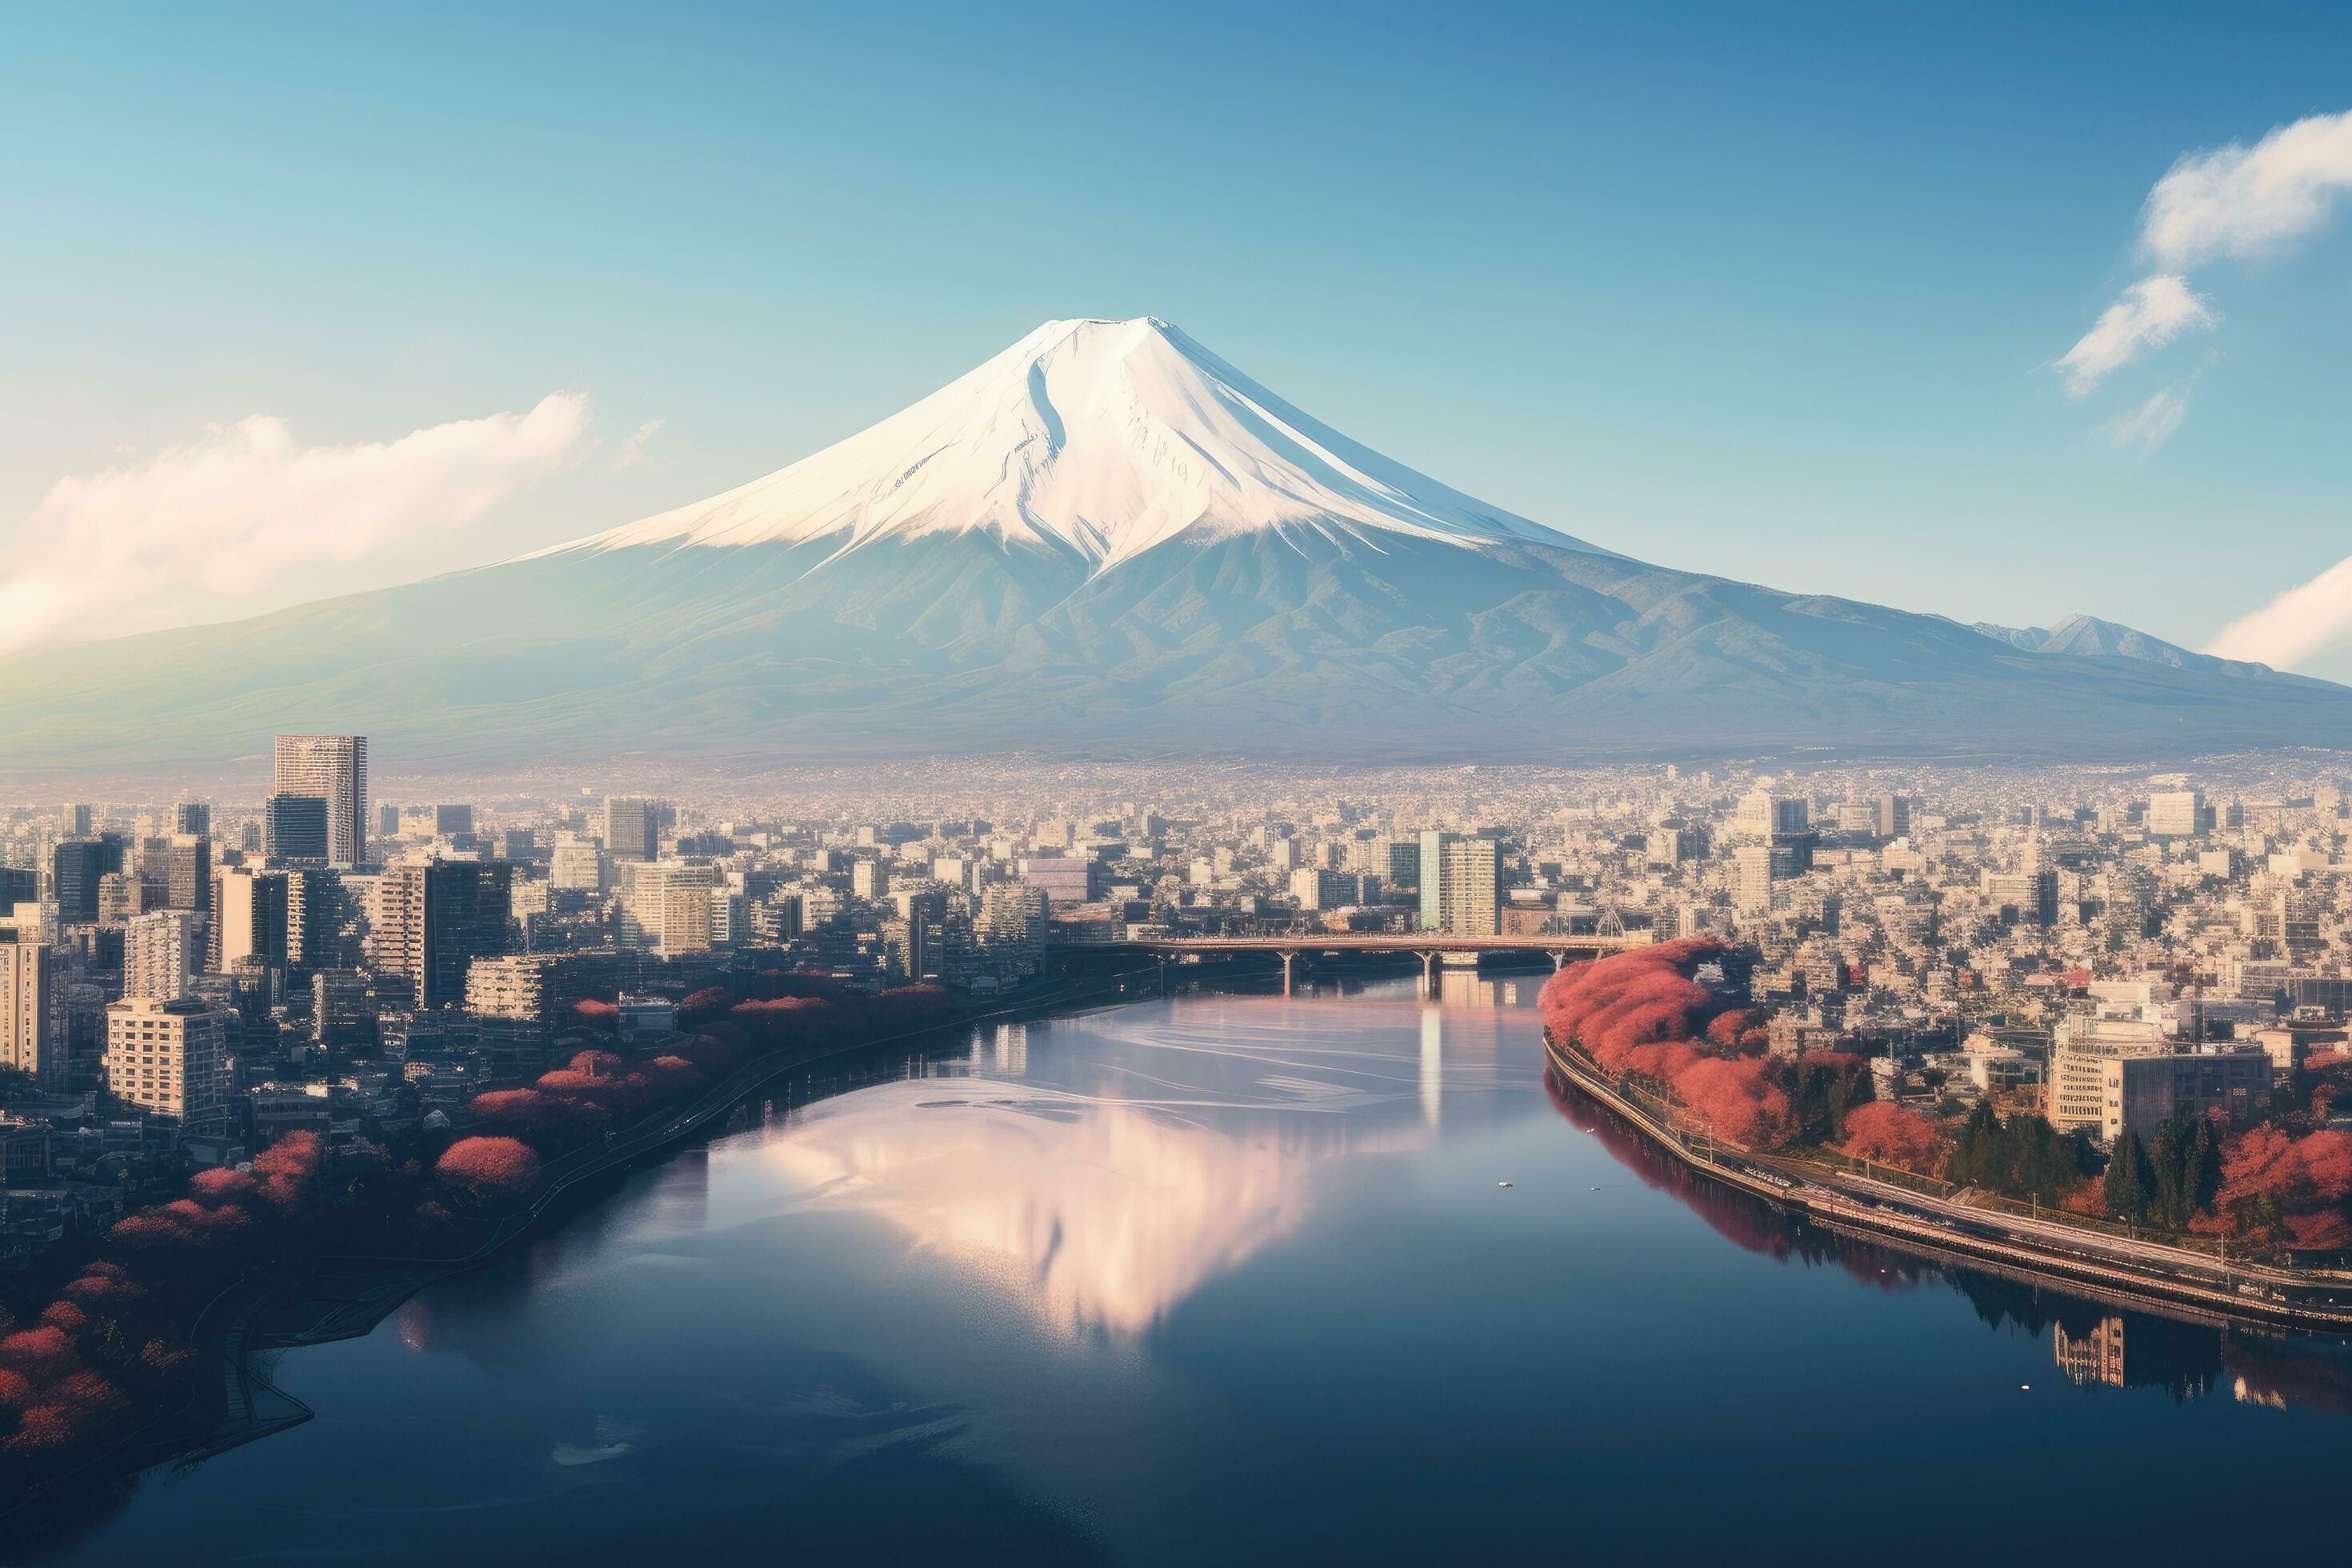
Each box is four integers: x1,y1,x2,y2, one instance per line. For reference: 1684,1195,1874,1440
6,2,2352,671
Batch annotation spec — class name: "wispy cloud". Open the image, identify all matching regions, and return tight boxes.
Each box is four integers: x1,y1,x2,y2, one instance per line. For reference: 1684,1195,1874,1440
2142,108,2352,267
2057,108,2352,402
2055,275,2214,395
2102,378,2194,454
0,394,590,656
2208,552,2352,670
610,418,666,473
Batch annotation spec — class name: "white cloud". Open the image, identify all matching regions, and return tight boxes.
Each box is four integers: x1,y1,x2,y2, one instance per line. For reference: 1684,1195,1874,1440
610,418,666,472
2142,108,2352,267
2102,378,2193,454
1,394,590,656
2057,109,2352,399
2054,274,2215,395
2207,552,2352,669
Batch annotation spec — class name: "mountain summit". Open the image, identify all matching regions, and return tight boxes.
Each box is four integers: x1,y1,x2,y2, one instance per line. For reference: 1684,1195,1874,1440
1,317,2348,775
558,316,1600,570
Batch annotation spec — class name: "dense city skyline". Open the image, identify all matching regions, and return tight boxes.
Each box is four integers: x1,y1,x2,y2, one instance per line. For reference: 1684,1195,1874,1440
10,9,2352,1557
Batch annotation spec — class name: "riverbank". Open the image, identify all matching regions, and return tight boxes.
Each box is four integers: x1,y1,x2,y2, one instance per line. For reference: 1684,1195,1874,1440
1544,1030,2352,1334
1,962,1166,1543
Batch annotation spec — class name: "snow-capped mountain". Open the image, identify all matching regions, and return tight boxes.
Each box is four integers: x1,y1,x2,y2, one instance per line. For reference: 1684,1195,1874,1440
1,317,2347,776
548,316,1600,569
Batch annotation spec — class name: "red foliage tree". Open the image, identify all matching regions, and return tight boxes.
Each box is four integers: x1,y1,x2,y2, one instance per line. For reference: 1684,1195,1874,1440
2214,1126,2352,1243
468,1087,610,1143
252,1130,324,1210
434,1136,542,1206
188,1167,261,1206
1840,1102,1943,1172
59,1271,145,1306
0,1327,77,1379
0,1368,30,1409
38,1301,86,1334
6,1405,80,1450
634,1055,706,1102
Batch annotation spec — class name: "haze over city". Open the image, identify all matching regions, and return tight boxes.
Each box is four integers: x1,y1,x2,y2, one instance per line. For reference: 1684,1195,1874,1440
7,6,2352,1564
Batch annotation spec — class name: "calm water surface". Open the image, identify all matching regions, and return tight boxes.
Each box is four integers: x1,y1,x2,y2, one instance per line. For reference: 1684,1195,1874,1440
38,978,2352,1563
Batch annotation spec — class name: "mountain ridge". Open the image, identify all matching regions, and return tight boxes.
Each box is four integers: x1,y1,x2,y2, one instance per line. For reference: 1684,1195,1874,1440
0,316,2342,777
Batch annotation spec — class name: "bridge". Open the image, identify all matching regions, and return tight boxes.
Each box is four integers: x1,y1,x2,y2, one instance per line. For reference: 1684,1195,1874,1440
1081,932,1649,994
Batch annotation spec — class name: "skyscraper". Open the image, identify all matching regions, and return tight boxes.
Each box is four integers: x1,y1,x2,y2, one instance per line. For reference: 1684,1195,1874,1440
274,734,368,868
124,910,205,1002
216,867,291,970
1417,831,1502,935
0,930,54,1090
603,795,660,862
377,860,514,1008
51,834,126,926
160,833,211,914
61,803,92,836
265,793,331,863
173,802,211,836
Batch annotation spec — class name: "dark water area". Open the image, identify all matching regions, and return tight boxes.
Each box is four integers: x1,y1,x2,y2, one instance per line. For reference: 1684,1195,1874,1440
26,977,2352,1564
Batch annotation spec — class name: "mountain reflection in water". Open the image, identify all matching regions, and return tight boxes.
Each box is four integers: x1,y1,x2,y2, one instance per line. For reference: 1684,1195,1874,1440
30,979,2352,1566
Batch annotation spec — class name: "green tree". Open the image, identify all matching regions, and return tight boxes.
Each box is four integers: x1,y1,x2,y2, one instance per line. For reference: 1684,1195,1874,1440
2103,1130,2154,1223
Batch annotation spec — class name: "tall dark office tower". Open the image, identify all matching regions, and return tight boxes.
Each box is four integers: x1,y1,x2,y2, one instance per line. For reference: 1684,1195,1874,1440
0,866,36,910
174,802,211,836
381,860,513,1009
603,795,660,862
435,804,474,836
273,734,367,868
61,803,92,836
162,834,211,914
51,834,126,925
265,794,331,863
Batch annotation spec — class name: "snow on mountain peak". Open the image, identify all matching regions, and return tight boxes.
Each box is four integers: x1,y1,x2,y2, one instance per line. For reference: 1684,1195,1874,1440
557,316,1605,569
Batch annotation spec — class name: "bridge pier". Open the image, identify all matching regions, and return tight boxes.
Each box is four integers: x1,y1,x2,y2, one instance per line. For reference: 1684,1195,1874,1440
1418,950,1438,998
1280,950,1297,995
1549,950,1567,971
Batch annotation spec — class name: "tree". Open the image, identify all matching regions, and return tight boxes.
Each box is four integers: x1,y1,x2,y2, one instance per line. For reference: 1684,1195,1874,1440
1947,1103,2090,1202
433,1137,541,1207
1842,1102,1943,1171
2103,1130,2155,1224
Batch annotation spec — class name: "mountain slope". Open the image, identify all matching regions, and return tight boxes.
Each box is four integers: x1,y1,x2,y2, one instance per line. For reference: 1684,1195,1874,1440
0,318,2344,776
562,316,1605,570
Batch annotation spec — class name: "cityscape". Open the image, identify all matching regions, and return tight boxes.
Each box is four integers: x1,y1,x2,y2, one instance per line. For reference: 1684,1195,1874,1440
10,5,2352,1563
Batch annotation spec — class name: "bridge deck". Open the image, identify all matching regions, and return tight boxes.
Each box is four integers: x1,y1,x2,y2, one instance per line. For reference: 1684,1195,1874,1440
1089,934,1646,954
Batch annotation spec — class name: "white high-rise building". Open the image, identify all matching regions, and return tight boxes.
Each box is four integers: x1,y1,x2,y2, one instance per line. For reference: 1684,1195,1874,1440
274,734,368,869
1417,831,1501,935
124,910,205,1002
2147,790,2206,839
0,930,54,1090
105,995,231,1132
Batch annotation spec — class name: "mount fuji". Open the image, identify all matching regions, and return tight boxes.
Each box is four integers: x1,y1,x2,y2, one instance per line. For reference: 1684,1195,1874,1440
3,315,2348,775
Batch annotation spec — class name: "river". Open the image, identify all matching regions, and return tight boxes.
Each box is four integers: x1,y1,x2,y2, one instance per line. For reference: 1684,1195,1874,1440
30,977,2352,1563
